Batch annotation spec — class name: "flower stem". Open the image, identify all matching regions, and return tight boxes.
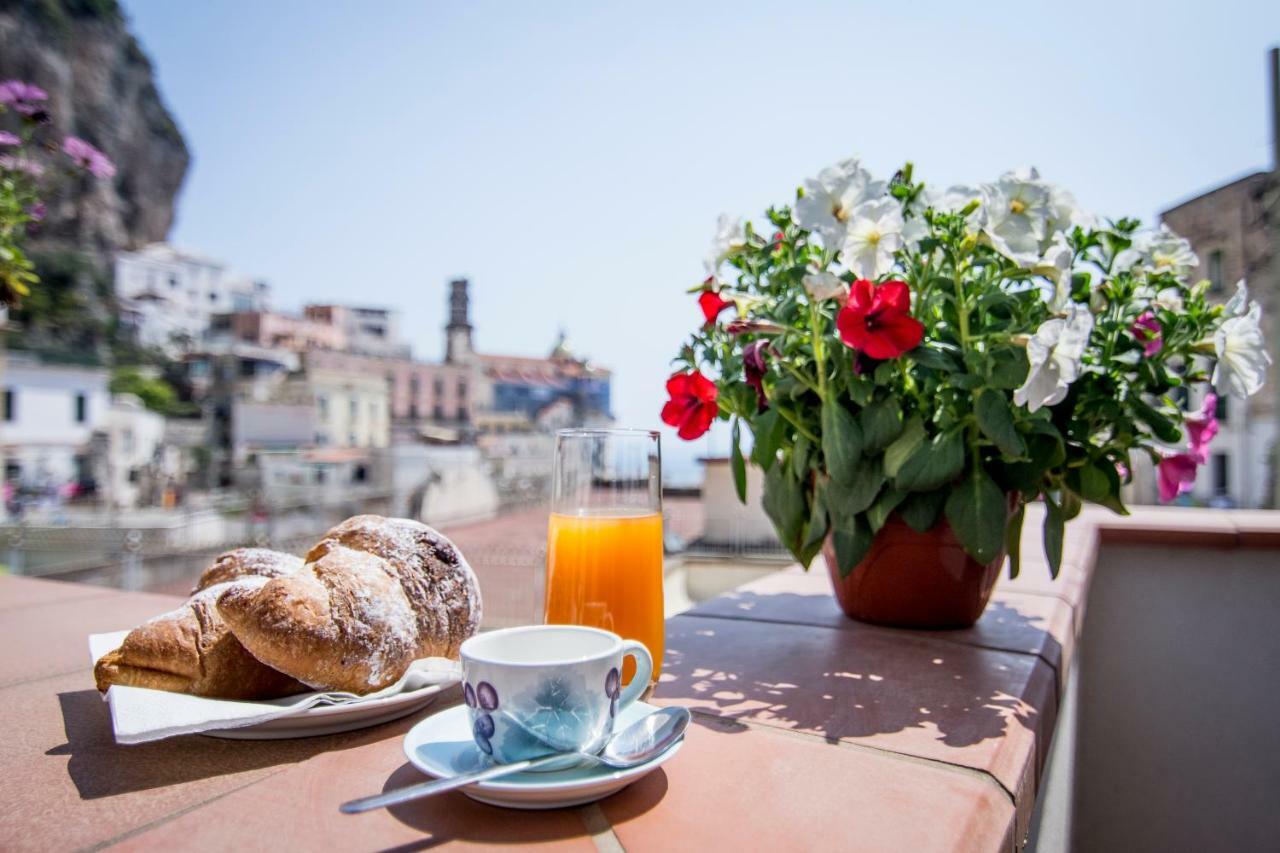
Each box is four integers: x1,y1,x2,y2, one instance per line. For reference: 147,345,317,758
775,404,820,443
809,302,829,400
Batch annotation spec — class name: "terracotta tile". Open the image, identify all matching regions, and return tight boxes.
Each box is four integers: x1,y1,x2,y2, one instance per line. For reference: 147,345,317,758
114,703,596,852
604,717,1014,853
1220,510,1280,548
0,585,183,687
0,669,429,851
689,559,1074,686
0,575,116,612
654,615,1056,811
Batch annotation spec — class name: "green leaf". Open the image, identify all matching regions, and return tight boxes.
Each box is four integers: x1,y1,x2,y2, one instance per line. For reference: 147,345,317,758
763,464,806,556
826,457,886,522
945,467,1007,564
894,429,965,492
988,347,1030,390
821,399,863,485
791,436,812,479
730,419,747,504
975,388,1026,458
831,517,874,579
750,410,784,471
1005,501,1026,579
1043,495,1065,578
899,488,948,533
800,480,830,557
884,416,925,478
1078,462,1110,504
906,345,961,372
1130,398,1181,444
859,397,904,452
866,487,907,533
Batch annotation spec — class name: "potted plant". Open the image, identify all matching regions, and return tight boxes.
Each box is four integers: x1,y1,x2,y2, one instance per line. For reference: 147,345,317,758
662,158,1270,628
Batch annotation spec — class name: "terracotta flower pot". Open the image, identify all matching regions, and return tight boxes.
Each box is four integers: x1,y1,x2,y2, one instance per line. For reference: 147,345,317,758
821,511,1010,630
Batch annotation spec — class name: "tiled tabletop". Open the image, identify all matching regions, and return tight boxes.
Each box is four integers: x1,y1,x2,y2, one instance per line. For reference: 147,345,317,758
2,506,1275,851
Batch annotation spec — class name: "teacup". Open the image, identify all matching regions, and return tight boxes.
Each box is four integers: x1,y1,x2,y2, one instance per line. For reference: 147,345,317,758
459,624,653,764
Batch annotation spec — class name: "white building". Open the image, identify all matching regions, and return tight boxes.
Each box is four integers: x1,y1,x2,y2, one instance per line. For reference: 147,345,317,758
115,244,270,354
1,355,109,489
102,394,173,510
303,304,408,358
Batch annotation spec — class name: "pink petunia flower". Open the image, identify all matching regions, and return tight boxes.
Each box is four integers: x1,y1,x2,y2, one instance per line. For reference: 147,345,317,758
1156,393,1219,502
62,136,116,179
1130,310,1162,357
0,131,19,146
26,201,45,222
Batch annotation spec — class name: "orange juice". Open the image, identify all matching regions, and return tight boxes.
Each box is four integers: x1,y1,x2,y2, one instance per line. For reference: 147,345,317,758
545,511,664,685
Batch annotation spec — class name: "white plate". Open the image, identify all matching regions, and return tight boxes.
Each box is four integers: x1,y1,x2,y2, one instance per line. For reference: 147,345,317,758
403,700,683,809
205,682,450,740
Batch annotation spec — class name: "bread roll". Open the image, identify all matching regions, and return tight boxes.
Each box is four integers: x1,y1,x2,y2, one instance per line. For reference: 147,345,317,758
94,576,308,699
218,544,419,693
193,547,304,594
305,515,481,659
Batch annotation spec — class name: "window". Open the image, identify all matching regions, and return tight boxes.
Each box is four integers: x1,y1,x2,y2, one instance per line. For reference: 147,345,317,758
74,393,87,424
317,395,329,421
457,380,467,401
209,292,218,303
349,399,358,420
122,429,134,453
1212,452,1229,495
433,378,444,398
1208,250,1224,294
1215,395,1228,424
168,274,179,289
432,404,444,420
3,389,13,422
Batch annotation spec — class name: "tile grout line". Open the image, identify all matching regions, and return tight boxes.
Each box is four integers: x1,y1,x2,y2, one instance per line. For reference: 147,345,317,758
578,802,626,853
82,765,294,852
690,709,1020,806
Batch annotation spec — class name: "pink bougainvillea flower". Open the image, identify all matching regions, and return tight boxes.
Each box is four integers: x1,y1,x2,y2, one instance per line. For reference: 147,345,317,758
0,80,48,116
0,131,19,146
698,290,733,326
661,371,719,440
836,279,925,359
742,340,771,411
1131,310,1162,357
1156,392,1220,502
62,136,116,179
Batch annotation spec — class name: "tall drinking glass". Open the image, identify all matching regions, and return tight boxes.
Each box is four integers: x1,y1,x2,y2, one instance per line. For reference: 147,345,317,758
545,429,663,687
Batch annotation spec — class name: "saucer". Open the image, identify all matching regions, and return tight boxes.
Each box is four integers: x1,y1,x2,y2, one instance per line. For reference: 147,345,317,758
402,700,683,809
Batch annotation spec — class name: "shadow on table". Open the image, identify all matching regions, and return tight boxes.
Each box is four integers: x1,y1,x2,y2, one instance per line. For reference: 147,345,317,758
658,595,1057,750
377,762,668,851
47,689,398,799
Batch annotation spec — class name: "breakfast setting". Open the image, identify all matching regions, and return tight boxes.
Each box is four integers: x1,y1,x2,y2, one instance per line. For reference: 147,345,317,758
85,429,686,815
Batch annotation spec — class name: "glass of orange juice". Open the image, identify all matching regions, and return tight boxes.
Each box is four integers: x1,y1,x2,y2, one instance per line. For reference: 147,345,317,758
545,429,663,689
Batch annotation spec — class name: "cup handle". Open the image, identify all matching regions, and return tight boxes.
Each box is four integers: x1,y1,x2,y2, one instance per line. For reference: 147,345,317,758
618,640,654,710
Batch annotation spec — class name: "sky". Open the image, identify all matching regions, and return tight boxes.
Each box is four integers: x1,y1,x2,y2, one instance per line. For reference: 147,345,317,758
122,0,1279,484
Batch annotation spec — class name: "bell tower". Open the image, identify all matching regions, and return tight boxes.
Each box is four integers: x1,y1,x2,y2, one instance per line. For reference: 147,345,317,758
445,278,474,364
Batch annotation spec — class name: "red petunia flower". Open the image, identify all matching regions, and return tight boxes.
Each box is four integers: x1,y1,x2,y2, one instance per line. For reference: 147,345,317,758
742,340,771,412
836,279,925,360
698,290,733,326
661,371,719,440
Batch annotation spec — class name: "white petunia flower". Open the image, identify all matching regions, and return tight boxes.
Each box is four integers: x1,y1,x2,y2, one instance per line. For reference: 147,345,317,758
840,197,909,280
1114,225,1198,278
792,158,886,249
704,214,745,276
980,168,1054,266
802,269,846,302
1155,287,1184,313
1035,233,1076,310
1213,301,1271,398
1013,303,1095,412
926,184,983,215
1223,279,1249,317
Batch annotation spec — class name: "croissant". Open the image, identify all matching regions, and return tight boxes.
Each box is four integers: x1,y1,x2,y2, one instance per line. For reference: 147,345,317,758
94,551,308,699
193,547,304,593
217,543,420,693
304,515,482,659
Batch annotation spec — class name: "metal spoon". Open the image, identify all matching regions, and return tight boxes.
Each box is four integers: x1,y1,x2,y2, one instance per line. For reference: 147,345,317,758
340,706,690,814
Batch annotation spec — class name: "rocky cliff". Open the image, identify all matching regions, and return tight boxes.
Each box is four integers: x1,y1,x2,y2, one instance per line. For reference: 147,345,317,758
0,0,189,258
